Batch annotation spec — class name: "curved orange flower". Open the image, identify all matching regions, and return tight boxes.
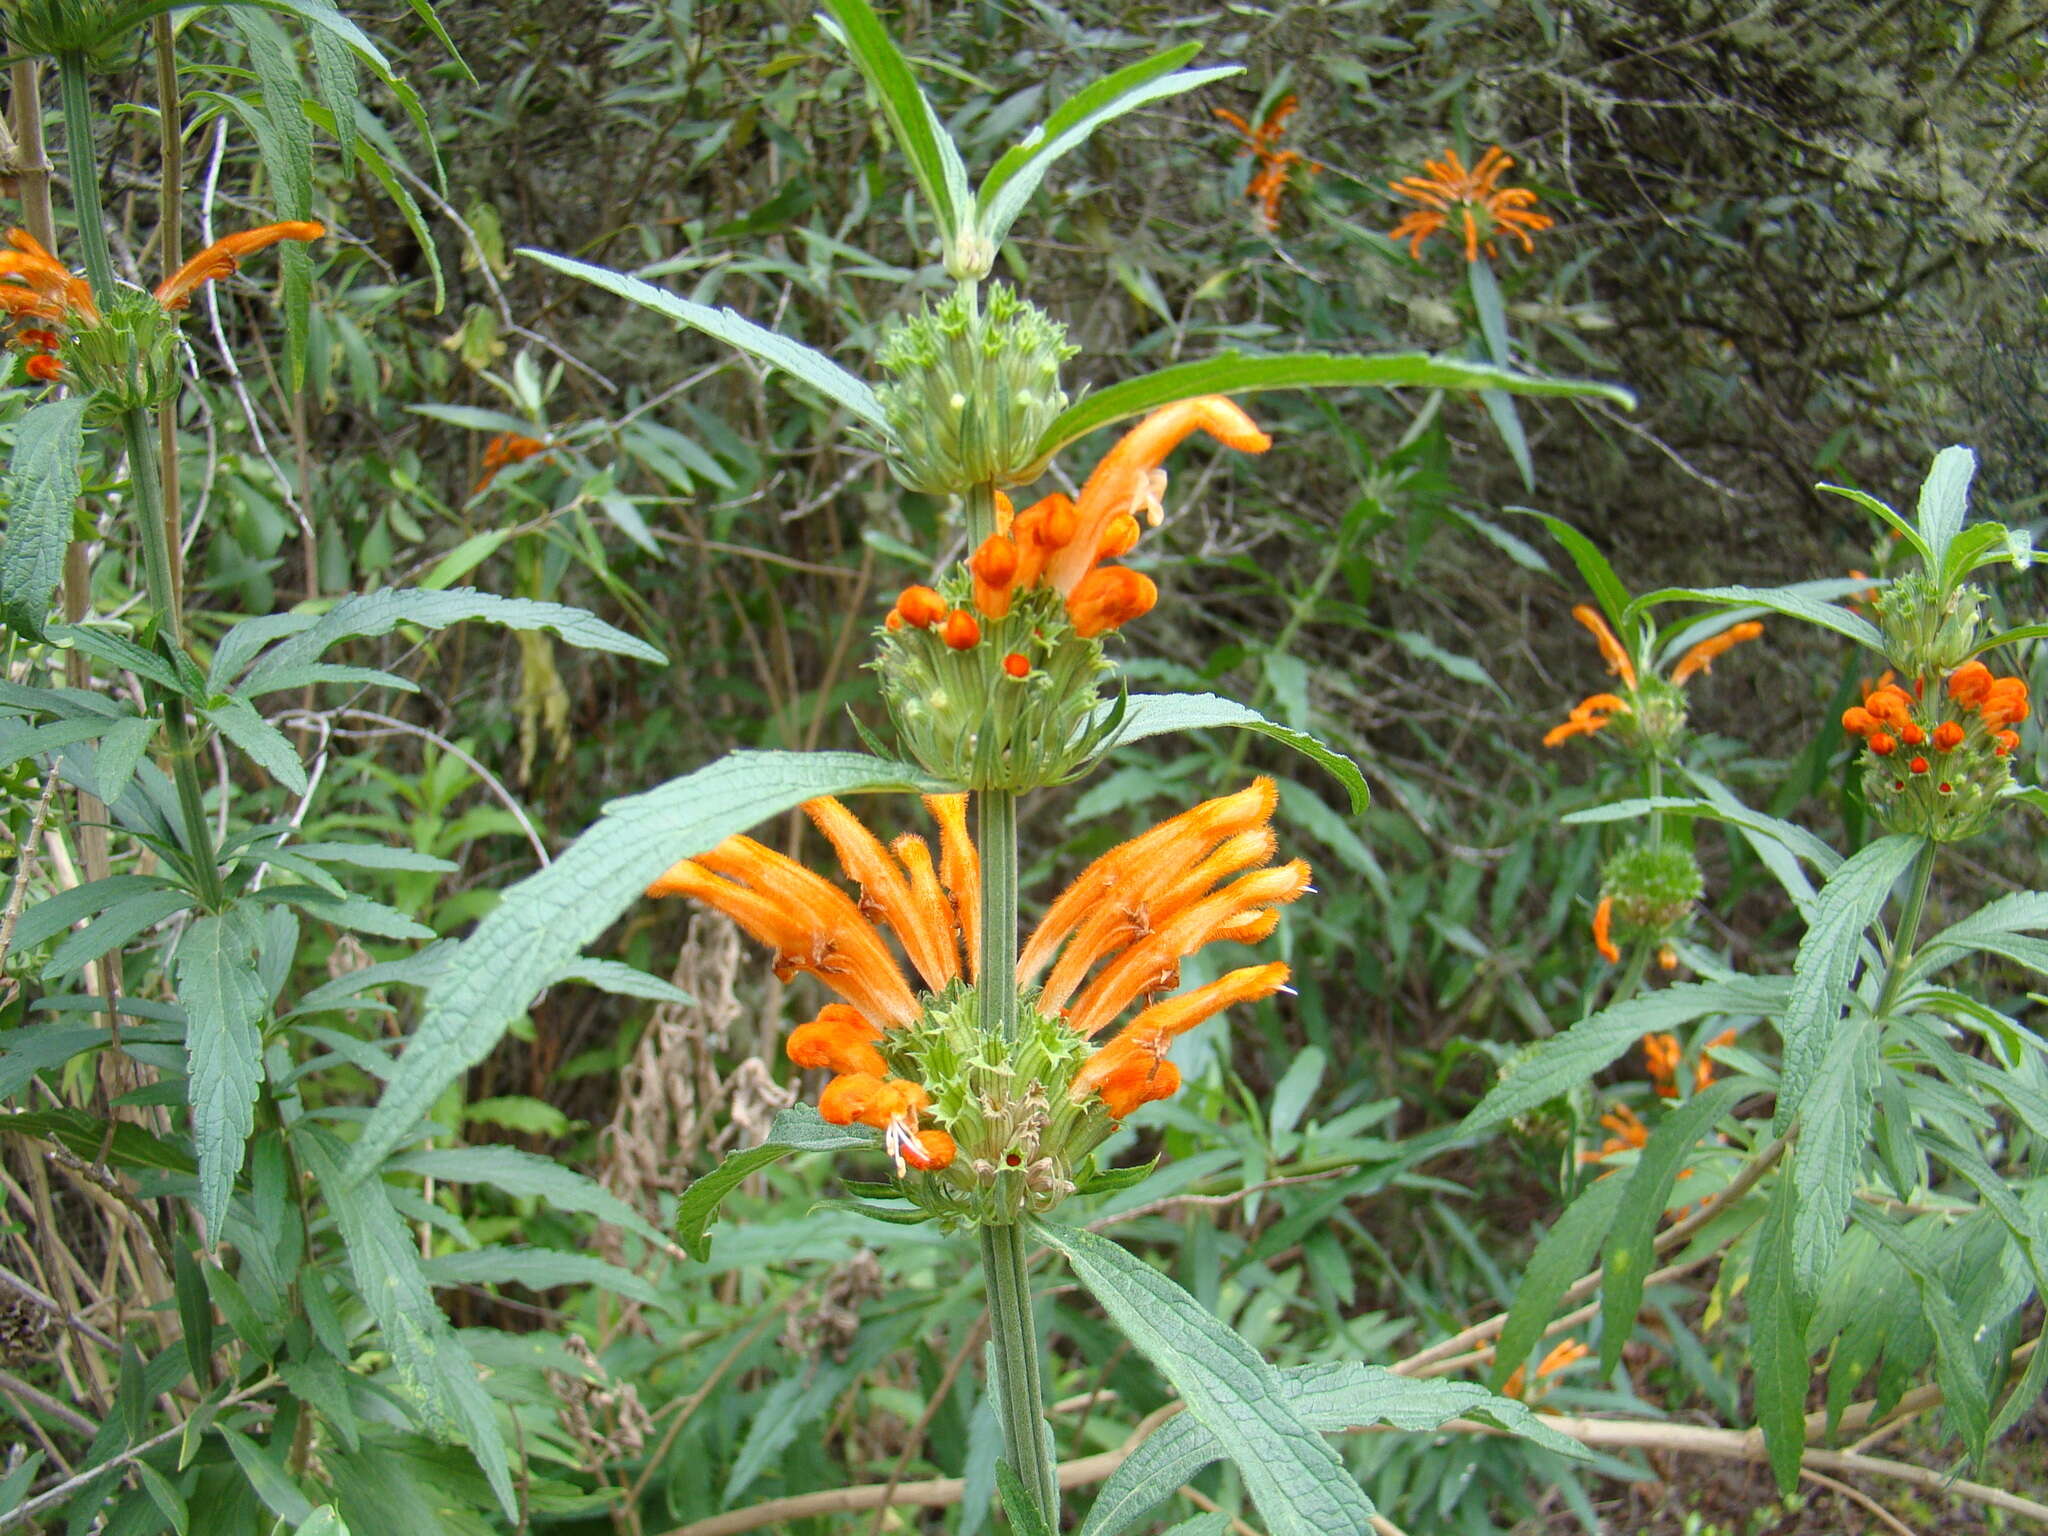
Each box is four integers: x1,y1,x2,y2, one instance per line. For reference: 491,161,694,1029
903,397,1272,644
1388,145,1553,262
154,221,326,310
1215,95,1317,231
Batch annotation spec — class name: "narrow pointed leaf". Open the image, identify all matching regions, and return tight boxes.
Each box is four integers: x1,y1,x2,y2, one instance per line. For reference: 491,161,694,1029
522,249,888,432
175,909,269,1240
1035,1219,1375,1536
1101,693,1367,812
818,0,963,239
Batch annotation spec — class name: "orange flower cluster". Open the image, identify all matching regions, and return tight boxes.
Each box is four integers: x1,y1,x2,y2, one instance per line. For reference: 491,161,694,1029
647,781,1308,1164
473,432,553,494
887,397,1272,647
1841,663,2028,776
0,222,323,384
1214,96,1316,232
1500,1338,1589,1401
1387,145,1553,263
1642,1027,1734,1098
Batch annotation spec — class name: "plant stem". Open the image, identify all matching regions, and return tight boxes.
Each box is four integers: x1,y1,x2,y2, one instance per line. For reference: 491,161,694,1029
1872,838,1937,1021
979,1220,1057,1518
58,50,223,910
976,788,1018,1040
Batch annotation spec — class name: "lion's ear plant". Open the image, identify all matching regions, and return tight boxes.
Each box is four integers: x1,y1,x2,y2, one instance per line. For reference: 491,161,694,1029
335,2,1627,1527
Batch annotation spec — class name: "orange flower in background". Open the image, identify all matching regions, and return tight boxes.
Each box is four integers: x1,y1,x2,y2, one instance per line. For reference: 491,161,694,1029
472,432,553,493
1579,1102,1648,1164
1695,1027,1736,1093
1642,1032,1681,1097
646,781,1307,1166
1215,95,1318,232
1501,1338,1590,1401
1590,895,1620,963
888,396,1271,643
1388,145,1553,262
1670,621,1764,684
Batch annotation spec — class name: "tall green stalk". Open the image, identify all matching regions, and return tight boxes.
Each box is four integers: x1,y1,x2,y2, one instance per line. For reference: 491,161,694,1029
57,50,224,910
1873,838,1937,1021
962,469,1058,1517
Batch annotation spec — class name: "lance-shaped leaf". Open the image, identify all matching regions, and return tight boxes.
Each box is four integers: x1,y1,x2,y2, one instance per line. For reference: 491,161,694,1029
817,0,969,243
1626,579,1883,653
1028,352,1633,476
976,47,1240,248
344,751,948,1178
1100,693,1367,813
175,907,269,1240
0,397,90,641
522,250,889,433
1035,1220,1376,1536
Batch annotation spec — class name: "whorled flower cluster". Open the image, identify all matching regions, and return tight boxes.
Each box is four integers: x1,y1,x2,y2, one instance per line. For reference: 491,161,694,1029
1840,662,2029,840
646,780,1307,1220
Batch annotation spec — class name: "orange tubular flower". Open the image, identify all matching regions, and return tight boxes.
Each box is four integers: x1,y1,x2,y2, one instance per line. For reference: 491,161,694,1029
1670,621,1764,684
1066,566,1158,639
1215,95,1316,232
1591,895,1620,964
1543,691,1630,748
0,231,98,324
895,585,947,629
153,221,326,310
1571,606,1637,689
971,534,1019,619
942,609,981,650
1388,145,1553,262
1642,1033,1681,1098
1502,1338,1590,1401
1695,1027,1736,1093
1042,397,1272,599
473,432,551,494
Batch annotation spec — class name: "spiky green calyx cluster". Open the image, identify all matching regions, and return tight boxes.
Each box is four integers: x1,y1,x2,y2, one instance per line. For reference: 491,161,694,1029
1872,573,1983,677
7,0,124,55
1600,841,1704,935
67,285,182,414
874,581,1121,791
873,284,1077,493
881,981,1110,1225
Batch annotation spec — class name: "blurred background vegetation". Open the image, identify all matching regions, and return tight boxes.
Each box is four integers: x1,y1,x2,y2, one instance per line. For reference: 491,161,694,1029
7,0,2047,1529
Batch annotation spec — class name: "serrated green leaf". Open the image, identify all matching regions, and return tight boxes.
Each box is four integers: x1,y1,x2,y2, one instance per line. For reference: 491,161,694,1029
219,1423,315,1524
1787,1016,1877,1297
263,888,433,941
344,751,944,1177
0,1107,195,1172
12,874,177,950
202,695,308,793
388,1144,665,1247
1815,479,1929,560
285,841,458,873
237,586,664,692
1102,693,1367,813
1599,1079,1749,1372
300,98,442,310
1776,835,1923,1129
1562,796,1841,878
1749,1176,1809,1493
1081,1359,1586,1536
176,909,269,1240
1512,508,1634,640
1035,1219,1376,1536
45,888,195,979
675,1102,877,1260
296,1128,515,1518
976,50,1238,246
547,958,691,1004
0,396,90,640
520,249,889,431
234,11,315,389
293,1506,351,1536
1033,354,1632,473
419,1245,661,1307
1850,1209,1992,1464
0,1023,111,1101
997,1461,1056,1536
0,714,126,773
92,715,157,805
1461,977,1788,1137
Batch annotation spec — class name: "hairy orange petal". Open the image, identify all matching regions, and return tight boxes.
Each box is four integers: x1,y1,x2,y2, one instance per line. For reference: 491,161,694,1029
1670,620,1764,685
923,793,980,981
805,797,957,993
1571,605,1637,689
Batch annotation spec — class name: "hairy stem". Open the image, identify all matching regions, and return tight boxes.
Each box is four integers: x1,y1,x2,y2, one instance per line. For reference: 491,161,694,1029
1872,837,1937,1020
979,1220,1056,1518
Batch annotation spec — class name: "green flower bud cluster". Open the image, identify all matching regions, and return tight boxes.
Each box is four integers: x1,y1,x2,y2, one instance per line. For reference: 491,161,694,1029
1872,572,1983,677
1621,676,1689,758
882,981,1109,1225
6,0,125,56
873,284,1076,493
1863,748,2011,843
874,581,1122,791
1600,841,1703,936
67,285,182,414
